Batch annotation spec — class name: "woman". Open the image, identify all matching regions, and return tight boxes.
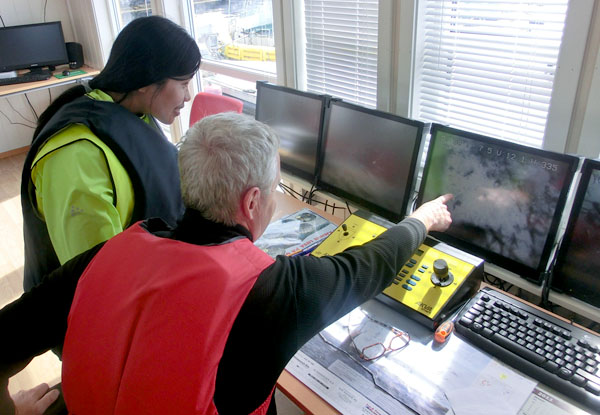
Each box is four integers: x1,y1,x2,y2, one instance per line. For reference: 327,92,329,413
21,15,201,291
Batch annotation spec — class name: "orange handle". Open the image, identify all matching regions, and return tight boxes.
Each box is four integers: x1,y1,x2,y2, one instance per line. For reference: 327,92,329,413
434,321,454,343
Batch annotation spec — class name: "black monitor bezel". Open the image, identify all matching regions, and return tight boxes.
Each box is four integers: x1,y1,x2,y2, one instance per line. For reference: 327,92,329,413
317,100,426,223
417,123,579,284
550,158,600,303
0,21,68,72
255,81,329,184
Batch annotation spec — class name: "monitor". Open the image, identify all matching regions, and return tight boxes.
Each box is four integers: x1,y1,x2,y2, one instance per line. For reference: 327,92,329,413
0,21,68,73
417,124,578,284
550,158,600,308
255,81,328,183
317,100,426,223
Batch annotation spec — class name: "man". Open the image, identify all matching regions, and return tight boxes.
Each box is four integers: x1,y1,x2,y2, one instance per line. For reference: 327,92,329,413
1,113,452,414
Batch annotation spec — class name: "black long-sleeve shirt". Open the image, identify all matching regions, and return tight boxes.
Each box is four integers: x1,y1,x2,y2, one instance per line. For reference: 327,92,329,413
0,208,426,414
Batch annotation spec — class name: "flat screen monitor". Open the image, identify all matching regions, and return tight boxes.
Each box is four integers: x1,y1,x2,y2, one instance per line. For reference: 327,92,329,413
255,81,328,183
417,124,578,283
0,21,68,73
317,101,426,223
550,158,600,308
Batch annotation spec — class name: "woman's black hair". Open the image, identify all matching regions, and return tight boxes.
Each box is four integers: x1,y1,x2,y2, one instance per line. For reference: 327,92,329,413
34,15,201,138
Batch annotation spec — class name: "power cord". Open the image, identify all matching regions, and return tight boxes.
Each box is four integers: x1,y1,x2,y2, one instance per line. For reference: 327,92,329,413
6,98,37,126
24,93,39,120
0,108,36,129
345,201,353,215
278,182,298,199
279,182,351,216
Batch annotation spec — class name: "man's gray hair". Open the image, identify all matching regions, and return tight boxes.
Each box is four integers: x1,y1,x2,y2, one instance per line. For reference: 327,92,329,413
178,112,280,226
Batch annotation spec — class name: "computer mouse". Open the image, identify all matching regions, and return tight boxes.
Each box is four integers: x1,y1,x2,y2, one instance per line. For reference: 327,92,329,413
62,70,71,76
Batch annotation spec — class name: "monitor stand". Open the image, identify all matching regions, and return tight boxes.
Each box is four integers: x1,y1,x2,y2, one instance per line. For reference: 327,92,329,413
28,67,53,75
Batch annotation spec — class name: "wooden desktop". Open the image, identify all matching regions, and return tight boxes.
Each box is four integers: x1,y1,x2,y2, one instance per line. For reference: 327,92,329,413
270,191,597,415
0,65,99,98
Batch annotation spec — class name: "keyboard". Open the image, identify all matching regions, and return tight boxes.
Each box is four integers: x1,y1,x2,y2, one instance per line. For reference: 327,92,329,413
0,72,51,86
455,287,600,412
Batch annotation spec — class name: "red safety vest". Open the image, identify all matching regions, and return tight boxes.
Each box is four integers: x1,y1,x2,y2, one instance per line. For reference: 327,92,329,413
62,222,275,414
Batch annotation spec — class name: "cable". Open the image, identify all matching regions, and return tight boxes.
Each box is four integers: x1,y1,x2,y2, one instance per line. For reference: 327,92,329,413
24,93,39,120
44,0,49,22
278,182,301,199
278,183,297,199
0,15,6,27
279,182,352,217
304,183,316,204
6,99,37,126
0,108,36,129
308,185,319,204
411,192,419,212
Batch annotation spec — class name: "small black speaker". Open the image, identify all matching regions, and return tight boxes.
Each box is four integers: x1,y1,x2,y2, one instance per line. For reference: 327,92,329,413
65,42,84,69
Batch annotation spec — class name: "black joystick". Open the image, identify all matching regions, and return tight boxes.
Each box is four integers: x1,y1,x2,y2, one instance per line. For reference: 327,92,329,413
431,258,454,287
341,223,349,237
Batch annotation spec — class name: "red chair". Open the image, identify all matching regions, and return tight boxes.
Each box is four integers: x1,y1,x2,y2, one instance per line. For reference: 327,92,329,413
189,92,244,127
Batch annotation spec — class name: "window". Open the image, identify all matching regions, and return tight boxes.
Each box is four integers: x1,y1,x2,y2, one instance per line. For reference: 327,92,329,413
300,0,379,108
413,0,569,148
113,0,153,29
186,0,277,102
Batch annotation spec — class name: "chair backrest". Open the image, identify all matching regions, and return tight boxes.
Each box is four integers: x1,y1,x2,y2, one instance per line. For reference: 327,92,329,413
189,92,244,127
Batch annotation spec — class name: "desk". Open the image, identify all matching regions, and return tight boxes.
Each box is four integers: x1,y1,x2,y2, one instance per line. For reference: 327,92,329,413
0,65,99,98
273,192,341,414
272,192,594,415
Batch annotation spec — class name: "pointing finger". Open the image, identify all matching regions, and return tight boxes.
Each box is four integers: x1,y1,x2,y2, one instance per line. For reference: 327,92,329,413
437,193,453,204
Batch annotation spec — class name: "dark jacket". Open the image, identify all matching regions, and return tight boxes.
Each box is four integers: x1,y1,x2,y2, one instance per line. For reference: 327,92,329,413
21,95,184,290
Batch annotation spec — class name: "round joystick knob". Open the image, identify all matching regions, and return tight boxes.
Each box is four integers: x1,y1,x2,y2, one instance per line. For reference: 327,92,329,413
433,259,449,280
431,258,454,287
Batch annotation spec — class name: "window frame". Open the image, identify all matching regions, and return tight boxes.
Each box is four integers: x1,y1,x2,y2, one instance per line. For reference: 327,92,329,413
285,0,393,110
75,0,600,155
178,0,281,100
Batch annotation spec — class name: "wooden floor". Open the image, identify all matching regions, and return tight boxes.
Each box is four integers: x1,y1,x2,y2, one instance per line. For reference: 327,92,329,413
0,151,62,394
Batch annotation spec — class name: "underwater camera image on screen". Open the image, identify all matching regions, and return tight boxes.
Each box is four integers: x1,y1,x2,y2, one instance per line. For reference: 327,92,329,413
419,126,577,278
255,82,326,182
318,101,424,222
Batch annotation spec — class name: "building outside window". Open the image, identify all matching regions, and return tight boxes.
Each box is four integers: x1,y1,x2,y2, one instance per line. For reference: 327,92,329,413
188,0,276,103
114,0,153,28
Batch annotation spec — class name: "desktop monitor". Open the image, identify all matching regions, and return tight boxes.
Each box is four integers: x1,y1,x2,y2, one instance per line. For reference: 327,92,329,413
550,158,600,308
417,124,578,284
255,81,328,183
0,21,68,73
317,100,426,223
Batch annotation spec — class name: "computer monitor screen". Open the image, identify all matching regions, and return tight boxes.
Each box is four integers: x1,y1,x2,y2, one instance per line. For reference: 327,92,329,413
551,158,600,308
417,124,578,283
255,81,327,183
318,101,425,222
0,22,68,73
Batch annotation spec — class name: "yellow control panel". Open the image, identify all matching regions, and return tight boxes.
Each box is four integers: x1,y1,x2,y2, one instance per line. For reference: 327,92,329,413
312,212,484,329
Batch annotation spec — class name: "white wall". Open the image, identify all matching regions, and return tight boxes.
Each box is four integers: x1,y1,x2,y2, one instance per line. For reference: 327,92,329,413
0,0,78,152
66,0,114,71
